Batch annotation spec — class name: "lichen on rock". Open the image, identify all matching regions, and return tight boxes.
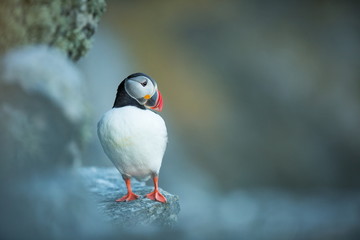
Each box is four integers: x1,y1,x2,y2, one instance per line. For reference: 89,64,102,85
0,0,106,61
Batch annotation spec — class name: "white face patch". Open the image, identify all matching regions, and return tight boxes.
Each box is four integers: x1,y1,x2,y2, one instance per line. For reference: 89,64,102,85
125,76,156,104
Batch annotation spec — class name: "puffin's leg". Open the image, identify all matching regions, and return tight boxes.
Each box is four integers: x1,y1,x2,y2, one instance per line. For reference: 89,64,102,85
116,175,139,202
145,173,167,203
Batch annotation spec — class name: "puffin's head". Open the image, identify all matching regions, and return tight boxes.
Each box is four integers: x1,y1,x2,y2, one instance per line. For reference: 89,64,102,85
124,73,163,111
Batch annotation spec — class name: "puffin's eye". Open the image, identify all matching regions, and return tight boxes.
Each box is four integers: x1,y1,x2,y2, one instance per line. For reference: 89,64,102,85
141,80,148,87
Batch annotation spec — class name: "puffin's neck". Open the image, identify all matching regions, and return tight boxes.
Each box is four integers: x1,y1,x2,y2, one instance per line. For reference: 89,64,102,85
113,81,146,109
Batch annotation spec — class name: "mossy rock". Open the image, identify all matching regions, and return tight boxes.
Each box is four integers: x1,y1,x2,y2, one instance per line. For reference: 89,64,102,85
0,0,106,61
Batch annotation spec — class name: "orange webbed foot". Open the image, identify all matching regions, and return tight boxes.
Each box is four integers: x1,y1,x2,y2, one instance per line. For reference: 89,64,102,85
116,192,139,202
145,190,167,203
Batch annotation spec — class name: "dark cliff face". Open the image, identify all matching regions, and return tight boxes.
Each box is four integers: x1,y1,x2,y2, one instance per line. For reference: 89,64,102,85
0,1,108,239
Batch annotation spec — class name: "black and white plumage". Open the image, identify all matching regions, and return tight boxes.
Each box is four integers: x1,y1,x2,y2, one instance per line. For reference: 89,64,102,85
97,73,167,203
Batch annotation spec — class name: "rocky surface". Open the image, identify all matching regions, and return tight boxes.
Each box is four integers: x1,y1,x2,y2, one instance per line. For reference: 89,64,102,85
0,46,86,173
79,167,180,228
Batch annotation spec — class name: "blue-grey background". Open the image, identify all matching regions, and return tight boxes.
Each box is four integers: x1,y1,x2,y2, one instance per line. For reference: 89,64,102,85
78,1,360,239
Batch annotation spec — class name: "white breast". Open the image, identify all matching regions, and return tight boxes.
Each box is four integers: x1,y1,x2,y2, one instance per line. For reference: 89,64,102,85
97,106,167,180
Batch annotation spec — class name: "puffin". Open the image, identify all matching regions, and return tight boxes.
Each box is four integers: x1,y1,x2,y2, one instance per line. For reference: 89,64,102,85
97,73,167,203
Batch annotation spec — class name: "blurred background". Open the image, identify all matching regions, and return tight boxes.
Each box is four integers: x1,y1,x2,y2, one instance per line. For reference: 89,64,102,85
1,0,360,239
79,1,360,239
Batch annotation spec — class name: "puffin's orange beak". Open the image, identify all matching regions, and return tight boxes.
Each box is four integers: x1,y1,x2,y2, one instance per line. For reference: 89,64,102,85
150,90,163,112
145,89,163,112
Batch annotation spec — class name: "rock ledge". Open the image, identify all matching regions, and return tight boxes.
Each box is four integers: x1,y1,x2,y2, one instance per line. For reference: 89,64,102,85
79,167,180,227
